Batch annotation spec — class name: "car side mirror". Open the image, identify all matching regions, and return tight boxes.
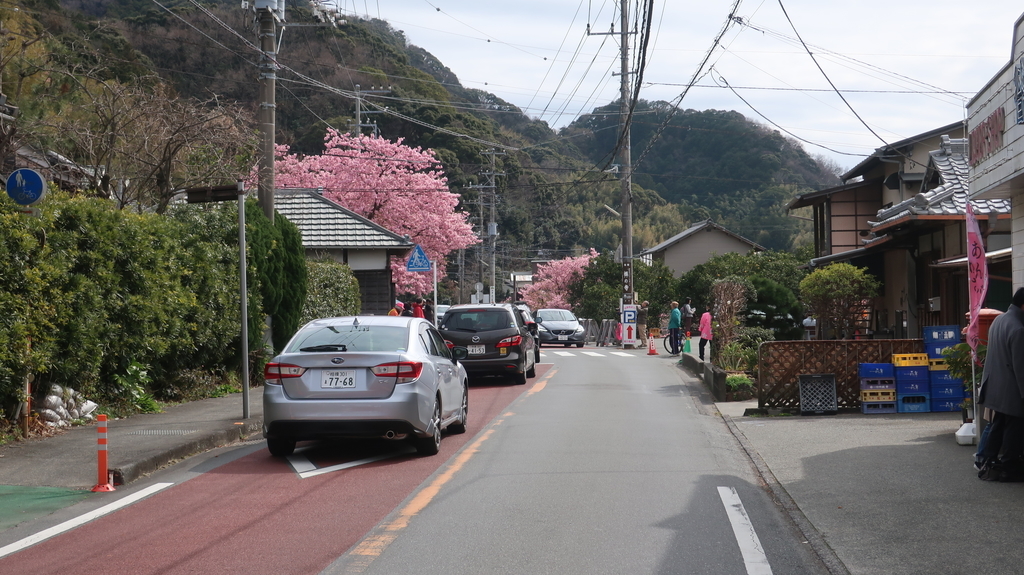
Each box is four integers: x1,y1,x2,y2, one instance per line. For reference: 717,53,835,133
451,346,469,361
534,317,543,324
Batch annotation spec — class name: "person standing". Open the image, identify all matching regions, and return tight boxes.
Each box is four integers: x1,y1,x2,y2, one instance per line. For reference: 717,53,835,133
667,301,681,355
977,288,1024,481
637,301,649,346
682,298,695,335
423,299,435,324
388,302,403,316
698,305,714,362
410,298,425,319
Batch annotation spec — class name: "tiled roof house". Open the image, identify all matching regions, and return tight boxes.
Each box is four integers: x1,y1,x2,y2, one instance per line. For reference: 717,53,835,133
274,189,413,315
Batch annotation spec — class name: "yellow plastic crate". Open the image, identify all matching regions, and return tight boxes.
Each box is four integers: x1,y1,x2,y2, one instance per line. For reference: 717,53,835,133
860,389,896,403
928,358,948,371
892,353,929,367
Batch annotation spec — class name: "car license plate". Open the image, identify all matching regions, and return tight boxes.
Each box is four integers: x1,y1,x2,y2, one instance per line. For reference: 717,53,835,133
321,370,355,388
558,335,568,341
468,345,485,355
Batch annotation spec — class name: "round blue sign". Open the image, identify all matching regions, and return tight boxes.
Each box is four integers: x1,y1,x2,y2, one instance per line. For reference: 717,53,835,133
6,168,47,206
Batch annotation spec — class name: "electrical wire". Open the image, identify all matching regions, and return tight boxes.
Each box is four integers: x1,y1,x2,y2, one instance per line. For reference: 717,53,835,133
712,70,864,156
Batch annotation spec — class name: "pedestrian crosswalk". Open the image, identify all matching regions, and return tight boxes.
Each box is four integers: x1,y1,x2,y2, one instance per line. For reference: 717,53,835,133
543,349,648,358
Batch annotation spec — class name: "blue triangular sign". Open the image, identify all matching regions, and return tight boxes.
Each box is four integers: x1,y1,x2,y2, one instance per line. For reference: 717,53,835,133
406,244,432,271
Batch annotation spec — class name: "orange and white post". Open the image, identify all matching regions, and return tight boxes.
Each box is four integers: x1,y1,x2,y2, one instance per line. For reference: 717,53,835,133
91,414,115,492
647,330,658,355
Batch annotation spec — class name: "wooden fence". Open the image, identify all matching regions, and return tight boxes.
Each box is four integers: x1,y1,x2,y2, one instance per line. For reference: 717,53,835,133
758,339,924,410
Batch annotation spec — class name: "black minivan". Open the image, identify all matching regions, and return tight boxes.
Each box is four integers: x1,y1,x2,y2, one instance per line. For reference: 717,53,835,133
438,304,537,384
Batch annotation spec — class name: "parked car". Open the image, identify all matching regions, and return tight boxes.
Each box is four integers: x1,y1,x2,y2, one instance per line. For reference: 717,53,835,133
262,316,469,457
434,304,450,324
534,308,586,347
438,303,537,384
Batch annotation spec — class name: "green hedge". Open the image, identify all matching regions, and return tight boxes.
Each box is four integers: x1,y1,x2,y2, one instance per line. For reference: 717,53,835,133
0,193,306,418
299,259,362,328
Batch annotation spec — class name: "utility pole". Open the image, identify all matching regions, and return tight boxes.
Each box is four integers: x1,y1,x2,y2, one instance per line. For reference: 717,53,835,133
256,0,279,221
469,149,504,302
590,1,636,346
617,1,634,307
350,84,391,137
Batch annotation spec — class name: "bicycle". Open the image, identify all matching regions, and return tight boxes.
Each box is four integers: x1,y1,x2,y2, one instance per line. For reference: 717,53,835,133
662,331,690,354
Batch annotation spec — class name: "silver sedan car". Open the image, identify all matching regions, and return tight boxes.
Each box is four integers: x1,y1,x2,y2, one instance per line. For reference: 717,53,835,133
262,316,469,457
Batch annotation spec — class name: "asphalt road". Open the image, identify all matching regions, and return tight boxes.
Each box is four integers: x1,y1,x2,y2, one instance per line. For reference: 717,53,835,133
0,348,829,574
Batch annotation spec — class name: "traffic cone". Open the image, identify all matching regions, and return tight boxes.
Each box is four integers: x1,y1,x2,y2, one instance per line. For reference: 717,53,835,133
683,332,691,354
647,334,658,355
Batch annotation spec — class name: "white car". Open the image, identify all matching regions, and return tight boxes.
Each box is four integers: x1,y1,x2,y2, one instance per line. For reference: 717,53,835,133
262,316,469,457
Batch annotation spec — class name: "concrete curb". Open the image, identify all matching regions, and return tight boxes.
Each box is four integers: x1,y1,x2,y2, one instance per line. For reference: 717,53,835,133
113,419,263,485
721,413,851,575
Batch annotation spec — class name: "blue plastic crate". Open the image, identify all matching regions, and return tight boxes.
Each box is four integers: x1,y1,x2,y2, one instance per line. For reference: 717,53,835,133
923,325,960,342
859,363,894,378
862,401,897,414
860,378,895,390
895,366,929,381
929,370,962,385
930,382,967,399
897,393,931,413
931,397,963,412
925,339,959,359
897,380,929,394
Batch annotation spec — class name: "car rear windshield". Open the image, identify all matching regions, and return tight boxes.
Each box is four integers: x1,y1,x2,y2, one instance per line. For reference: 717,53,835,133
441,310,514,332
537,310,576,322
286,325,409,353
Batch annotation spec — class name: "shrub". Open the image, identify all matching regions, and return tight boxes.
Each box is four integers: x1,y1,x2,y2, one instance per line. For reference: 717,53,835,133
726,374,754,393
300,260,362,325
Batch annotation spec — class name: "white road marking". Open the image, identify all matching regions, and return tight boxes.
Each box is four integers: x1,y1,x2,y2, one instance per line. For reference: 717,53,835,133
581,351,605,357
609,352,633,357
718,486,773,575
552,351,575,356
0,482,175,559
287,447,415,479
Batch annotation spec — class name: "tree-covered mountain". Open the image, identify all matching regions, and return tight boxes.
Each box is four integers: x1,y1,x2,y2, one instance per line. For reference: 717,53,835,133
28,0,838,259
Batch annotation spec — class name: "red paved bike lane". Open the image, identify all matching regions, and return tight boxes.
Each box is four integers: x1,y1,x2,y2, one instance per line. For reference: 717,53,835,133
0,366,552,573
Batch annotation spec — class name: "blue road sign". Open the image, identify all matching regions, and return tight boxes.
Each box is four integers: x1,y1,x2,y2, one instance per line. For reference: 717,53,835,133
406,244,432,272
6,169,46,206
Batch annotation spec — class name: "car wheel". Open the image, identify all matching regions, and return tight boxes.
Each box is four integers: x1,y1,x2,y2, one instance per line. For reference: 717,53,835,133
576,342,584,348
267,437,296,457
534,345,541,363
414,398,442,455
526,360,536,378
448,383,468,434
513,370,528,385
564,343,571,347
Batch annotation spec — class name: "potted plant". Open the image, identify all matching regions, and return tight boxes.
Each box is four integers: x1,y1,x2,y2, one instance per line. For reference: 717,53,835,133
726,375,755,401
941,342,986,423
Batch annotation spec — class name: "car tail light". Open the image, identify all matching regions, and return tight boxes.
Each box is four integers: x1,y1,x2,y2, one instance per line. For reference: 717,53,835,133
264,363,306,385
496,335,523,348
371,361,423,383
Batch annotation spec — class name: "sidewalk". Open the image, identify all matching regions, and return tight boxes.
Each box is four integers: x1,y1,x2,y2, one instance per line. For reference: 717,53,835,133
0,388,263,490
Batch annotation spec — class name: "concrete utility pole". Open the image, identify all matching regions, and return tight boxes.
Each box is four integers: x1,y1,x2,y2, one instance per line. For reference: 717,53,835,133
589,3,635,308
256,0,279,221
469,149,505,301
617,0,634,307
350,84,390,137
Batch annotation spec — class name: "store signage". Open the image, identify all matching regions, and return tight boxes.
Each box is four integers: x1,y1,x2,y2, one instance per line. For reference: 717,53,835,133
969,106,1005,167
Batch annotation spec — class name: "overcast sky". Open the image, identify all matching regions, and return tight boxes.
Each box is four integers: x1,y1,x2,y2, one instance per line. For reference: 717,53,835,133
333,1,1023,173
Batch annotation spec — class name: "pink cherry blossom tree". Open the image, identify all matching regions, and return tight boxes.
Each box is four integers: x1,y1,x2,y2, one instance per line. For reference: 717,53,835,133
521,249,598,310
275,130,479,294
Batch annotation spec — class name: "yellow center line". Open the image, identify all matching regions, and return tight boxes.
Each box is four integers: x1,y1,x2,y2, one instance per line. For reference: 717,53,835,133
528,367,557,395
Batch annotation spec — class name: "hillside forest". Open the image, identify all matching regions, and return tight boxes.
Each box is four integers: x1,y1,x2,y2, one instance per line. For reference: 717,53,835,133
7,0,841,283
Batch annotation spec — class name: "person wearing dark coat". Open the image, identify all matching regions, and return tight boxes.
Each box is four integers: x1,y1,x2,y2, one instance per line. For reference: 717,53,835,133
977,287,1024,481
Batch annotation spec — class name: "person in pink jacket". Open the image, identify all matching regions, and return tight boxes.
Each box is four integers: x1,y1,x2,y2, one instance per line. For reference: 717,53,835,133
698,306,713,362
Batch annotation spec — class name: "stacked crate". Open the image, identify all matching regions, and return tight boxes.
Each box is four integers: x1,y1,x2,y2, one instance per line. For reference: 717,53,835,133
929,325,966,409
859,363,896,414
893,353,930,413
923,326,965,412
